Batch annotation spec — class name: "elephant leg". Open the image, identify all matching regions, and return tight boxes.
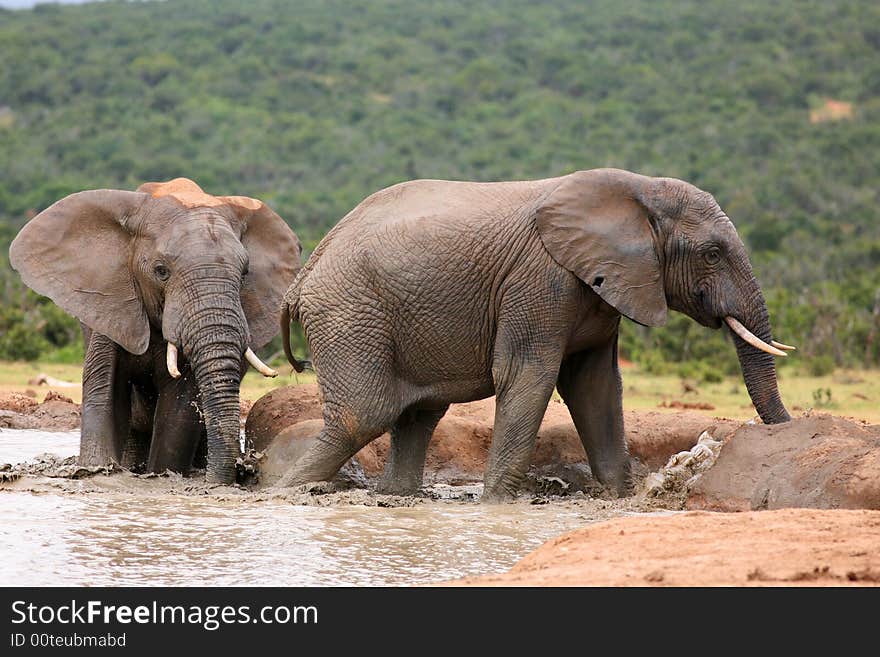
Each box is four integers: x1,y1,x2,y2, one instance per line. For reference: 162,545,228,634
278,421,387,487
556,335,631,496
483,352,559,502
277,397,396,488
378,406,448,495
121,386,155,471
146,374,204,475
79,332,130,466
192,432,208,470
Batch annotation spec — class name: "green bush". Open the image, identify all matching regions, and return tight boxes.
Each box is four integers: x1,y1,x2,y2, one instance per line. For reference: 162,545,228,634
43,341,85,364
675,360,725,383
34,298,81,347
811,387,833,407
0,324,50,361
807,355,836,377
638,350,672,376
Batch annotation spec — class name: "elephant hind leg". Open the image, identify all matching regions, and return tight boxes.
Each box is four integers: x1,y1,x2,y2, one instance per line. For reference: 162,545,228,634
282,330,405,488
557,337,631,496
378,405,448,495
277,417,388,488
277,387,402,488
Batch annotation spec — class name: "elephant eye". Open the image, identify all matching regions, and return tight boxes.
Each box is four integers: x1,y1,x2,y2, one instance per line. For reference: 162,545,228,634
703,248,721,265
153,263,171,281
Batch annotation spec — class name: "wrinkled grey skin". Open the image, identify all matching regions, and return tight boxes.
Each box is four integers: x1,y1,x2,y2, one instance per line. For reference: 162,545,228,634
10,179,301,483
281,168,791,501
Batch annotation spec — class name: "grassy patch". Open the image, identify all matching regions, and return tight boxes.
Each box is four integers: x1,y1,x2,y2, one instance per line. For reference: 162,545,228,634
1,359,877,423
619,366,880,423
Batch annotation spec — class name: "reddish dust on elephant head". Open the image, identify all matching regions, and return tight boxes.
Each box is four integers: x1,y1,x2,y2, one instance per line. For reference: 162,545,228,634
137,178,263,211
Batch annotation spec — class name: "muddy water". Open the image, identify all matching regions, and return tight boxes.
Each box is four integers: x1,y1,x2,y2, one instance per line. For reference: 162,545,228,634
0,430,632,586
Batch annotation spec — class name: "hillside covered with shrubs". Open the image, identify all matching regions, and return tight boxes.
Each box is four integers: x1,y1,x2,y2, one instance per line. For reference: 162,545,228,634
0,0,878,374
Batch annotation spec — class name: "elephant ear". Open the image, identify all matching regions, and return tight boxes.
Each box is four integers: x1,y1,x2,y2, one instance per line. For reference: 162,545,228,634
535,169,667,327
224,198,302,349
9,190,152,353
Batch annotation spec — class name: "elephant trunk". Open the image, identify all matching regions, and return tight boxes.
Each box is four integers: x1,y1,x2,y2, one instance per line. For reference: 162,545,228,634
730,288,791,425
170,270,248,484
190,346,244,483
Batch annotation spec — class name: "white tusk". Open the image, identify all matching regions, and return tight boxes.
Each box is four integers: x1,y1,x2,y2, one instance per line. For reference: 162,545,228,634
166,342,181,378
771,340,797,351
245,348,277,377
724,317,787,357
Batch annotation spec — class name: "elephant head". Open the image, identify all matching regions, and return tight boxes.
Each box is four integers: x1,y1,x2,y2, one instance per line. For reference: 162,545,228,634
536,168,792,424
9,178,302,482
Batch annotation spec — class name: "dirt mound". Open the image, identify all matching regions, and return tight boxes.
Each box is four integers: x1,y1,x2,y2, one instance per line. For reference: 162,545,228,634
687,414,880,511
0,392,39,413
453,509,880,586
247,385,739,487
244,384,323,450
0,392,81,431
43,391,74,404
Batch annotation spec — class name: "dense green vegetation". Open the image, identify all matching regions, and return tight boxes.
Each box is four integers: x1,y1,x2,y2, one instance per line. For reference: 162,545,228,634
1,0,878,373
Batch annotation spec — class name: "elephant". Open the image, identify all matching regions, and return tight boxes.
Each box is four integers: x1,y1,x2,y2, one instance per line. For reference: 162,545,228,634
279,168,794,501
10,178,302,483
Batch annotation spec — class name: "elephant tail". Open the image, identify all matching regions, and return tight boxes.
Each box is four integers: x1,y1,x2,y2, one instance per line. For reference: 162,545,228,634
281,297,312,373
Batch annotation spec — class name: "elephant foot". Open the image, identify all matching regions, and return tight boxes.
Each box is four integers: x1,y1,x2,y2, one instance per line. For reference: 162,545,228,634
480,487,518,504
276,465,329,489
77,451,119,469
376,475,422,496
591,459,633,498
205,466,236,485
481,477,522,503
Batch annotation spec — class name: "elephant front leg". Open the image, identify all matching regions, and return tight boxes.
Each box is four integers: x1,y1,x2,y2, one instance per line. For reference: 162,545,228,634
483,356,558,502
147,372,204,475
378,406,448,495
80,332,130,467
121,386,156,471
557,335,631,496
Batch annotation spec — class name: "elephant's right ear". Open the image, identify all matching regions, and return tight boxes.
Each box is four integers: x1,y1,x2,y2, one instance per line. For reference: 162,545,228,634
535,169,667,327
9,190,152,354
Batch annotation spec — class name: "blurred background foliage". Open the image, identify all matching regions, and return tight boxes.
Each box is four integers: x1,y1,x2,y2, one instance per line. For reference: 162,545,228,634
0,0,878,373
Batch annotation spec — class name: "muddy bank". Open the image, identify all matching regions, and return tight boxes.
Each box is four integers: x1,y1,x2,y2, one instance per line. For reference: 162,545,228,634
0,392,80,431
246,385,740,487
453,508,880,586
687,413,880,511
0,391,254,432
8,385,880,515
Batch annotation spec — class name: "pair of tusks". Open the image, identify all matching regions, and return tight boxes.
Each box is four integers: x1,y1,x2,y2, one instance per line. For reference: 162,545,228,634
165,343,278,379
724,317,796,357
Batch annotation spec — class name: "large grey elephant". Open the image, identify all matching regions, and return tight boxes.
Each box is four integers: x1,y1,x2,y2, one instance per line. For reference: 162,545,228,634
10,178,302,483
280,168,794,501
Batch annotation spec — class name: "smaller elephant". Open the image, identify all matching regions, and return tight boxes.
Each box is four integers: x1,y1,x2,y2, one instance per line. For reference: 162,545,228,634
281,168,794,501
10,178,302,483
